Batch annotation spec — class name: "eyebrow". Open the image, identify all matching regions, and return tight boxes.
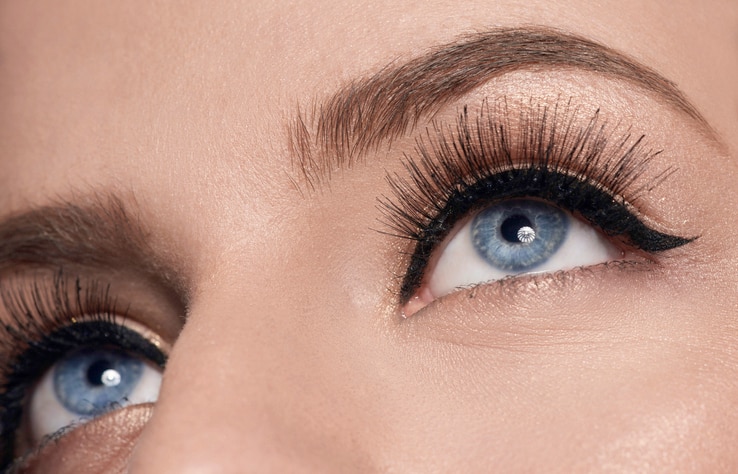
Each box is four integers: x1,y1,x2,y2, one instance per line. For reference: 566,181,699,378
0,196,186,295
289,26,714,188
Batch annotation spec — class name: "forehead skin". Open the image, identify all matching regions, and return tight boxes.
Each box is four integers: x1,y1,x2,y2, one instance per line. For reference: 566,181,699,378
1,0,738,472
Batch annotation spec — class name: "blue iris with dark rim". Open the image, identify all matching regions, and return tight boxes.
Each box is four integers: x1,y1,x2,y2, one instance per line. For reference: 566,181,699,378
471,199,569,272
53,348,144,416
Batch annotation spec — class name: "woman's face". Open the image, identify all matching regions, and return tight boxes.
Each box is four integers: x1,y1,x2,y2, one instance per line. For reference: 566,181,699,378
1,1,737,472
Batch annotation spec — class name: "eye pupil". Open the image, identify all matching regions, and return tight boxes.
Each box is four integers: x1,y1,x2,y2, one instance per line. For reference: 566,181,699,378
86,359,116,386
500,215,535,243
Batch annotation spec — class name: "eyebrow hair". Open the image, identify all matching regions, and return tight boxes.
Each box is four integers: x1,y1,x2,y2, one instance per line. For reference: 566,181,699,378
0,195,186,296
288,26,714,188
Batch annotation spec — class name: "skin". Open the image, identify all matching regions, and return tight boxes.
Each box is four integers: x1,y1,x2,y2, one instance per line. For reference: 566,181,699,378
1,0,738,472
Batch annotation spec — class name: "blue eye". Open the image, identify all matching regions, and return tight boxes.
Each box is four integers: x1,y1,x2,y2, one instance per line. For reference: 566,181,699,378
425,198,621,299
471,199,568,272
28,347,162,442
53,348,145,416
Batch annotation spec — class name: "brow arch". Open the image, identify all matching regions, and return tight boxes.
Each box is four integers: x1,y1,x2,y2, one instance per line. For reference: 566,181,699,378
288,26,713,189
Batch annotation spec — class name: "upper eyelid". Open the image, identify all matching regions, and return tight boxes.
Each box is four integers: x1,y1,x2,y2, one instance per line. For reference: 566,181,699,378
381,101,695,302
0,268,185,357
286,26,718,190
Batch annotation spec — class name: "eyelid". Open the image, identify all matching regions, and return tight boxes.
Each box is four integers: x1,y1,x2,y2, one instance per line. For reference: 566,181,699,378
0,272,170,356
397,257,656,348
0,267,184,348
92,317,172,356
8,403,155,473
0,271,172,469
379,98,694,304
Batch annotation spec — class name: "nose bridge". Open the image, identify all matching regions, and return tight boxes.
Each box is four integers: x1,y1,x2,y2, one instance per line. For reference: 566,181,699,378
124,177,395,472
126,283,379,473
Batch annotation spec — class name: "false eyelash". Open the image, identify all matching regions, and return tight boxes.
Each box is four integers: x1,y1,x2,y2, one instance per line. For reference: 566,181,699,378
379,98,694,301
0,271,166,469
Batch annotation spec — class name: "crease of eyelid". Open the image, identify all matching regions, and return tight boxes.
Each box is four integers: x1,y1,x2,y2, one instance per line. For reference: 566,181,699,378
0,272,173,362
286,26,722,190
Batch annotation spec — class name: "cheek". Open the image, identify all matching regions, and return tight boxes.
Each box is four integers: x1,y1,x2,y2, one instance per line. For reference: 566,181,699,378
389,266,738,470
393,339,738,471
576,362,738,470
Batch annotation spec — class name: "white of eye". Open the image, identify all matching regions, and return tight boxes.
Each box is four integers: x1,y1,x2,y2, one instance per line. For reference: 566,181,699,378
428,200,621,298
28,348,163,442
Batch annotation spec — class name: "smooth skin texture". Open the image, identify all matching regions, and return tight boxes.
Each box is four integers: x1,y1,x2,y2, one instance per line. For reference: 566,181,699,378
1,0,738,472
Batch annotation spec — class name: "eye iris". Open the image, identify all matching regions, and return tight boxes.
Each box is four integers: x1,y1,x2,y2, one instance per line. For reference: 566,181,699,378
53,348,144,417
471,199,569,272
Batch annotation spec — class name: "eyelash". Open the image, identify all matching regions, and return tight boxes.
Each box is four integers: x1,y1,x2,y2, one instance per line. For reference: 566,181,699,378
379,99,694,301
0,271,167,469
0,100,696,466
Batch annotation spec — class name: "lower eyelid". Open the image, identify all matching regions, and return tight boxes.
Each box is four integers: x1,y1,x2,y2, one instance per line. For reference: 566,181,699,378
10,403,155,473
398,259,654,339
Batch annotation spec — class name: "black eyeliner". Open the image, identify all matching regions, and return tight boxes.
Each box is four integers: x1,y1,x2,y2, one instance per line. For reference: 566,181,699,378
379,99,694,301
0,272,167,470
